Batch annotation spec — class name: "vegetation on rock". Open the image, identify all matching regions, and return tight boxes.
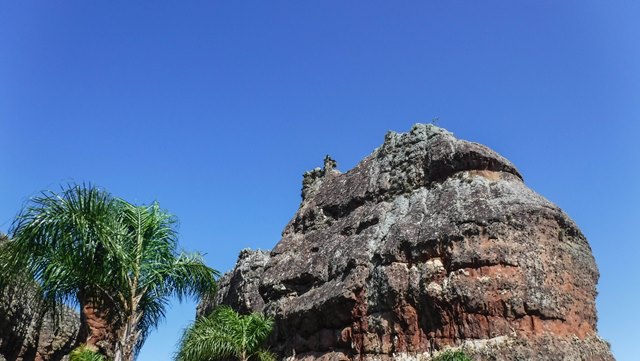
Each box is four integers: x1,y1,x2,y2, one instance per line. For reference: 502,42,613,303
432,349,472,361
70,345,106,361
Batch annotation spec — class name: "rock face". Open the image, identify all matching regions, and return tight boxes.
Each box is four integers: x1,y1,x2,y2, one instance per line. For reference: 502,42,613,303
0,234,79,361
202,124,613,360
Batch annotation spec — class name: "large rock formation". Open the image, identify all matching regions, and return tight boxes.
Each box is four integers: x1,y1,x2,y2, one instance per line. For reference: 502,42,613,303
0,234,79,361
203,125,613,360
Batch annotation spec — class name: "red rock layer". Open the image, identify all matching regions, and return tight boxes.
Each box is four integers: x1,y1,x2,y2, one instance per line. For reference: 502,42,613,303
204,125,613,361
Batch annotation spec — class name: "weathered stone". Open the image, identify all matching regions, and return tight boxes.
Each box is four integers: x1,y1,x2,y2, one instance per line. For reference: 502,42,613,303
203,124,613,360
198,248,271,317
0,234,79,361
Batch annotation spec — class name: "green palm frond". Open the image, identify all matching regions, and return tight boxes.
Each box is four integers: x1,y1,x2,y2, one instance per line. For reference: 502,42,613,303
241,310,273,356
135,289,169,347
175,306,274,361
5,184,121,310
116,199,219,357
165,252,219,301
176,311,237,361
3,184,220,360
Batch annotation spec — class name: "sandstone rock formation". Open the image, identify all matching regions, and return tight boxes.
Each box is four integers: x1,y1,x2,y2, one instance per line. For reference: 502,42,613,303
0,234,79,361
203,125,613,360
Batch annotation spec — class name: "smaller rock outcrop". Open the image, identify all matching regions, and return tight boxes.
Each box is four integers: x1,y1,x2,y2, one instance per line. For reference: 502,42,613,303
301,155,341,201
0,234,79,361
199,249,271,317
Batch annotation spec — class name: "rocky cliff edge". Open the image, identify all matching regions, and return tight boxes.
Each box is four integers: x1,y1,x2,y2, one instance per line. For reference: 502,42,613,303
201,124,613,361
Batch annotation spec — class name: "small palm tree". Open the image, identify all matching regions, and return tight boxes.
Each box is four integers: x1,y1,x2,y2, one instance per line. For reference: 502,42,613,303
176,306,276,361
1,184,219,361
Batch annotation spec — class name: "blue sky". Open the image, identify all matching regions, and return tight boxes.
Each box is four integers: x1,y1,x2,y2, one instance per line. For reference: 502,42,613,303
1,2,638,360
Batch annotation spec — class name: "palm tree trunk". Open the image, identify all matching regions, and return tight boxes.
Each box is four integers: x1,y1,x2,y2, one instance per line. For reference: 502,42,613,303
113,309,142,361
114,345,124,361
79,298,117,358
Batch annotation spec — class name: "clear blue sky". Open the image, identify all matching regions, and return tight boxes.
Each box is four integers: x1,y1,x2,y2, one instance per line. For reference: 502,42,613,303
1,2,638,360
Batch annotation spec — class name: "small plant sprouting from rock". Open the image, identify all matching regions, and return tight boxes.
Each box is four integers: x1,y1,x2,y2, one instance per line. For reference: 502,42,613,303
432,349,472,361
69,345,106,361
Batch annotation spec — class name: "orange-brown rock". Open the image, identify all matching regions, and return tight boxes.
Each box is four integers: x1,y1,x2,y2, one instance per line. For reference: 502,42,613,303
201,124,613,360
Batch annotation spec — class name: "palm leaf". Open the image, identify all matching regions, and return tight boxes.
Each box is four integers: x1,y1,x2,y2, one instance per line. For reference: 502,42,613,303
3,183,221,360
175,306,274,361
5,184,121,312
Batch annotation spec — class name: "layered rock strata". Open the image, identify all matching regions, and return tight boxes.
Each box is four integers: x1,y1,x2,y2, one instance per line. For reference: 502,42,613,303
203,125,613,360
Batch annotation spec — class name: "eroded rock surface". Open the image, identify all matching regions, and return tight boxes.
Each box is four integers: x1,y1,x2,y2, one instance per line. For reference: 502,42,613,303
202,124,613,360
0,234,79,361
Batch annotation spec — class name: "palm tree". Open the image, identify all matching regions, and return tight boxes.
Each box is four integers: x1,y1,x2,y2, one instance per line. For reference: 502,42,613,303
1,184,219,361
175,306,276,361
